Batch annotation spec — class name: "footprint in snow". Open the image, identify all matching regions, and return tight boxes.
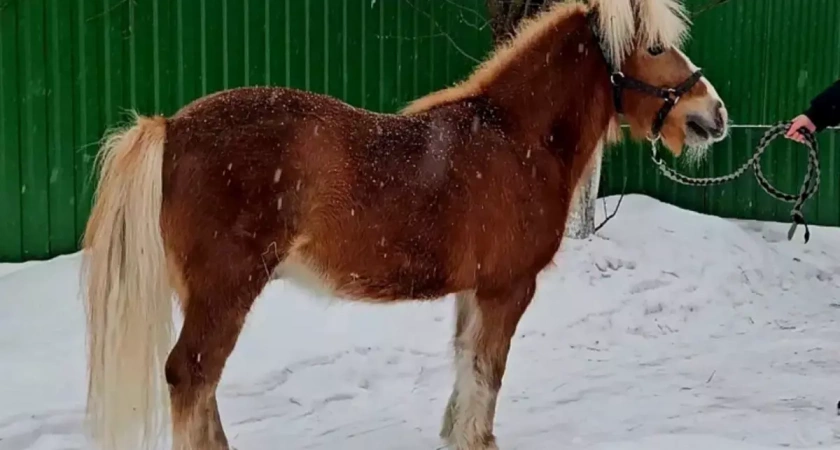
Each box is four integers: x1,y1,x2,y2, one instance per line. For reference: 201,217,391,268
594,257,637,273
628,278,670,295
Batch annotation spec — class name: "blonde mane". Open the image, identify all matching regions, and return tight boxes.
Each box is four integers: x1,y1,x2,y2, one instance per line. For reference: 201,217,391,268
400,0,690,115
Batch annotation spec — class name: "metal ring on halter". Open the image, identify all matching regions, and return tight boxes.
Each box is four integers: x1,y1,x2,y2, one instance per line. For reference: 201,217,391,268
610,72,624,85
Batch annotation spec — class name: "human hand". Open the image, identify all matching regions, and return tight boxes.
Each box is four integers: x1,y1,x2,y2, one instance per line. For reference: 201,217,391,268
785,114,817,143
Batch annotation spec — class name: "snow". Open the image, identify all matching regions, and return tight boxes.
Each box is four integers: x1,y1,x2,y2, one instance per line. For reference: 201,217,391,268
3,194,840,450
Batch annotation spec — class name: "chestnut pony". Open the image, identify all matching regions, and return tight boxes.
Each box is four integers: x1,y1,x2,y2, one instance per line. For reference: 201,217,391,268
81,0,728,449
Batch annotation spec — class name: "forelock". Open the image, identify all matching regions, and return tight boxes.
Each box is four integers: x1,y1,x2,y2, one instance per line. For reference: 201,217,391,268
634,0,690,51
589,0,690,67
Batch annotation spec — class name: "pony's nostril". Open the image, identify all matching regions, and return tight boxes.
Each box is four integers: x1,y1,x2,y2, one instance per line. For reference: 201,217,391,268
688,112,725,140
712,106,727,132
687,117,710,139
712,100,728,130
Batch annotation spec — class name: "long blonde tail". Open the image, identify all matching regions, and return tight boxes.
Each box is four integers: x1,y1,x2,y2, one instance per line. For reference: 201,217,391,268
81,113,174,450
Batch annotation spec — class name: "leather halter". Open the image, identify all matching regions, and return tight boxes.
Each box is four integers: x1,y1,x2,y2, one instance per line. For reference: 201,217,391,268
587,11,703,141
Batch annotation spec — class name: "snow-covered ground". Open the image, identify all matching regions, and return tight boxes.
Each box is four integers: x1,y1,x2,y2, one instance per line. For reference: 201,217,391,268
2,194,840,450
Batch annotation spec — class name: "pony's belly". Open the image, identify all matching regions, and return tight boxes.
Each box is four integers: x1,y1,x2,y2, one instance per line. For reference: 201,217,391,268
271,248,453,303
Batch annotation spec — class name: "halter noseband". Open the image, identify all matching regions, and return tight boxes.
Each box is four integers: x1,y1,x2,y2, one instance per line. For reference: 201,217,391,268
587,11,703,141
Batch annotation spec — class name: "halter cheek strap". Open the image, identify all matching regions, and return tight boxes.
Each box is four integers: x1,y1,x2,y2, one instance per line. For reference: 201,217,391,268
612,70,705,138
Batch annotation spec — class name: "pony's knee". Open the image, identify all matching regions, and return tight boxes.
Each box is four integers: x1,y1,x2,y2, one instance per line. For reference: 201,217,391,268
165,343,205,393
165,349,189,391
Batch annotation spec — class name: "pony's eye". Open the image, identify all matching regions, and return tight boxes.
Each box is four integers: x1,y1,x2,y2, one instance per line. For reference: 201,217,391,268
648,45,665,56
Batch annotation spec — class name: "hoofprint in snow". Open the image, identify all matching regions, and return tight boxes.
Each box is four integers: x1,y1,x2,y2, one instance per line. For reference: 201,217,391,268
2,194,840,450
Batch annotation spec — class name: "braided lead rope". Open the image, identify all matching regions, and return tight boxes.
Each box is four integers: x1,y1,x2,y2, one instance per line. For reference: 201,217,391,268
648,121,820,243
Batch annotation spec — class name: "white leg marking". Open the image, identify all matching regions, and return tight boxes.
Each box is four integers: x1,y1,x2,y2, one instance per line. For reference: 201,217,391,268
446,292,499,450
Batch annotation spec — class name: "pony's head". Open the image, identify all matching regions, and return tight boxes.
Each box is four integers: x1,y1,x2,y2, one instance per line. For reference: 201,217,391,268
590,0,728,160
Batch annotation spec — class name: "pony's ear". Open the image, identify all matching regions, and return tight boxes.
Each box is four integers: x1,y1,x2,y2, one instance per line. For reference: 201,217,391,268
632,0,690,51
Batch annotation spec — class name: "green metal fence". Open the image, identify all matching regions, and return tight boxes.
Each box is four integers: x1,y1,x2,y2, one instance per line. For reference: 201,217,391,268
0,0,491,262
0,0,838,262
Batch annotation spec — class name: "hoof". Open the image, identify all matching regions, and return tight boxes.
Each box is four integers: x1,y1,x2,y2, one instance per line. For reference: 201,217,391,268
441,435,499,450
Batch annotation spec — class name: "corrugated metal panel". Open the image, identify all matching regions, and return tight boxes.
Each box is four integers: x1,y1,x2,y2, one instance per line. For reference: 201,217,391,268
19,0,50,260
683,0,840,124
0,0,492,262
47,0,78,257
0,0,22,262
600,0,840,227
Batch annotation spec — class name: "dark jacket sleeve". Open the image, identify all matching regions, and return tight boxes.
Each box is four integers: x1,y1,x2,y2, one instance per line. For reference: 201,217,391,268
804,79,840,131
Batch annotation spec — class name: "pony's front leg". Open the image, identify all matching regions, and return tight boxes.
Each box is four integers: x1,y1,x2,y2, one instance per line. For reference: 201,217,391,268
441,279,536,450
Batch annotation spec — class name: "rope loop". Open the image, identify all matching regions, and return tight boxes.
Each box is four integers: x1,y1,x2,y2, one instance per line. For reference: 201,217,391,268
649,121,820,243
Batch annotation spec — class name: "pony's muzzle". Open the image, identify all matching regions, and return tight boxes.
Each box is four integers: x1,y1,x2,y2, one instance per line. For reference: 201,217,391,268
687,100,728,141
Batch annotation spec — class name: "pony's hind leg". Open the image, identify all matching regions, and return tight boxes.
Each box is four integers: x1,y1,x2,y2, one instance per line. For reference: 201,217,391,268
441,279,537,450
165,255,274,450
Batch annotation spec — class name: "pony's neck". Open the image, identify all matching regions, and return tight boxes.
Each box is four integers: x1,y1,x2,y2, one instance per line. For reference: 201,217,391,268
484,11,615,173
